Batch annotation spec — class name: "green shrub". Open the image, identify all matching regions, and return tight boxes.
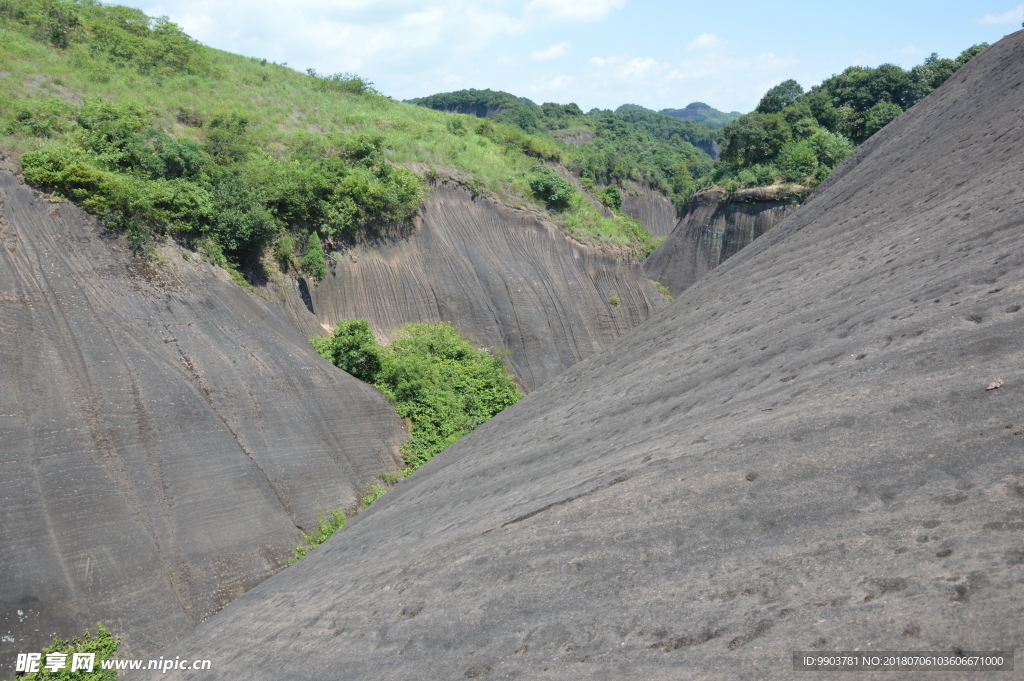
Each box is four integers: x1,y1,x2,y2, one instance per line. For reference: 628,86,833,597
313,320,523,471
597,184,622,211
5,98,75,137
274,234,295,270
17,622,122,680
528,165,575,210
310,319,382,383
300,231,327,281
290,506,347,563
306,69,377,96
608,290,620,306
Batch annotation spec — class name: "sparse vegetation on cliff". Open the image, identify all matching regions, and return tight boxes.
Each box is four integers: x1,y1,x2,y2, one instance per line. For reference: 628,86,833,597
290,506,347,563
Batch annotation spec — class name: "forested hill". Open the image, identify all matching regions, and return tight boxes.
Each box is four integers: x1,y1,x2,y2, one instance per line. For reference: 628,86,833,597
410,43,987,219
616,101,741,127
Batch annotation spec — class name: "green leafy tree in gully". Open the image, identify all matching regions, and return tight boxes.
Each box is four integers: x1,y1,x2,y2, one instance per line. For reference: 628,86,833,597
300,232,327,281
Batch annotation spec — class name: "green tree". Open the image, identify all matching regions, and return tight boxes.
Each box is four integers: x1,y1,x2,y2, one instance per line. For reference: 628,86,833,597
863,101,903,138
805,129,854,169
376,322,523,468
300,231,327,281
720,112,792,166
313,321,523,470
756,79,804,114
777,141,818,182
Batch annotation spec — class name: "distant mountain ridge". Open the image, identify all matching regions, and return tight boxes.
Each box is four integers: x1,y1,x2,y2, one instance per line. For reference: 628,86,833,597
616,102,742,127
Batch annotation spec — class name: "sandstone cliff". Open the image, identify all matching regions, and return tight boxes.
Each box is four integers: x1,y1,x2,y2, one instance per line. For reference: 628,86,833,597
268,180,667,393
643,185,804,296
619,181,677,237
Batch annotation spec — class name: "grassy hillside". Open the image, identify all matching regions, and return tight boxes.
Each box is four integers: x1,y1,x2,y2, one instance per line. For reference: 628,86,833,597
0,0,660,274
410,88,719,213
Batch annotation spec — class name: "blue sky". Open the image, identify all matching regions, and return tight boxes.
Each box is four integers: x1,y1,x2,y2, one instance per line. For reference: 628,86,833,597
134,0,1023,113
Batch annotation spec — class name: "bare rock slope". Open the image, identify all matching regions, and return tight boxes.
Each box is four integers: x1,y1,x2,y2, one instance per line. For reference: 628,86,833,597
141,31,1024,680
0,171,407,668
271,180,667,392
644,186,803,296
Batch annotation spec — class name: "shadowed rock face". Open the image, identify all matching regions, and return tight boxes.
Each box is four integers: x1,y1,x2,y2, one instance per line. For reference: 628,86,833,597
643,187,802,296
270,181,667,392
0,171,406,670
136,32,1024,680
619,181,677,237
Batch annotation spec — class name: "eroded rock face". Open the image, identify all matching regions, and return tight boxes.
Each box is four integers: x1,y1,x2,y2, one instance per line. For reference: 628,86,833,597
619,181,677,237
0,171,406,670
137,32,1024,681
643,186,803,296
270,181,667,392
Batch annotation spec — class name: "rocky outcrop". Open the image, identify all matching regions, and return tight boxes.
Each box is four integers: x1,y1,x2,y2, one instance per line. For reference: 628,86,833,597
139,31,1024,681
552,131,593,145
269,180,667,392
643,185,804,296
619,181,677,237
0,170,407,669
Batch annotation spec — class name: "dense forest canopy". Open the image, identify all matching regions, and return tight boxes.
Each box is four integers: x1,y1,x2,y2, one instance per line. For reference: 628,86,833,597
711,43,988,194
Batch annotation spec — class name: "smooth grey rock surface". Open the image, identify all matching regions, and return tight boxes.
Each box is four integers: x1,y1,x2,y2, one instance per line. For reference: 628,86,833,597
134,32,1024,680
269,180,666,393
0,171,406,670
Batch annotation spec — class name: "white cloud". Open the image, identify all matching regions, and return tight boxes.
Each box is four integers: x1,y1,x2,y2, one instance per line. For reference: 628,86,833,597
980,3,1024,23
524,74,577,97
525,0,626,24
897,45,923,56
686,33,719,50
588,55,671,83
532,42,571,60
586,37,799,112
138,0,528,75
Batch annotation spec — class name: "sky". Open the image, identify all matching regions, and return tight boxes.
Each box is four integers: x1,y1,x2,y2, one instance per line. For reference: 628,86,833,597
133,0,1023,113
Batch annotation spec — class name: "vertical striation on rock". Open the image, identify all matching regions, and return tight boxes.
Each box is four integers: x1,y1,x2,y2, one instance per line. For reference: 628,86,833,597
643,186,803,296
270,180,667,392
618,181,678,237
0,170,407,669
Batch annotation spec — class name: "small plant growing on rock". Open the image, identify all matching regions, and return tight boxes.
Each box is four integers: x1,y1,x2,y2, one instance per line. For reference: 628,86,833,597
361,484,387,507
290,506,347,563
608,290,620,306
